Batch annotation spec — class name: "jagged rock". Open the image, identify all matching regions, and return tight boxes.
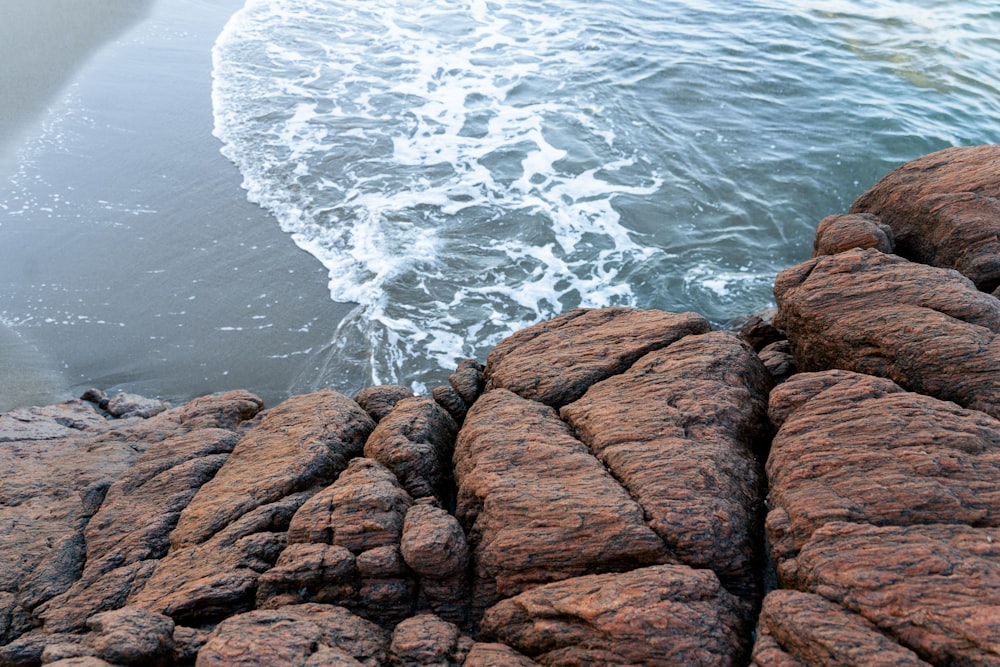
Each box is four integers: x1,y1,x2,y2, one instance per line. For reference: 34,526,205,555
851,144,1000,291
463,643,539,666
388,614,471,666
758,340,795,384
354,385,414,423
560,331,771,602
37,429,240,632
764,370,1000,665
169,390,374,550
479,565,751,666
195,604,389,666
260,459,415,623
105,393,168,419
774,248,1000,418
483,307,711,408
364,397,457,501
399,502,470,626
736,306,783,352
811,212,894,257
454,388,669,616
751,590,929,667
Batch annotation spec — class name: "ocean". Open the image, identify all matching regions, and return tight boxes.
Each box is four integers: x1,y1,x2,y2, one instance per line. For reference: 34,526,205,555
2,0,999,406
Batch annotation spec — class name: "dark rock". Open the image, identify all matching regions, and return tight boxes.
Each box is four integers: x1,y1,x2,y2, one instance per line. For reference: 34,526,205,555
0,632,84,667
736,306,784,352
431,386,467,425
448,360,485,408
388,614,471,666
85,607,175,666
851,144,1000,291
774,248,1000,418
169,390,374,549
364,397,457,501
758,340,796,384
354,385,414,423
811,213,894,257
560,331,771,602
173,626,209,665
483,307,711,408
454,388,669,616
79,389,106,406
106,393,168,420
751,590,929,667
479,565,751,666
194,603,389,667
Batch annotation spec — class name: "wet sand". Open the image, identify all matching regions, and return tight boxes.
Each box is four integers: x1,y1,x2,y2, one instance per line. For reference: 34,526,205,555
0,0,358,411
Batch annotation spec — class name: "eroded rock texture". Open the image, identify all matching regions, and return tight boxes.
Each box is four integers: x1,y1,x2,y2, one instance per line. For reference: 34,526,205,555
774,248,1000,418
851,144,1000,291
483,307,710,407
811,212,894,257
762,370,1000,665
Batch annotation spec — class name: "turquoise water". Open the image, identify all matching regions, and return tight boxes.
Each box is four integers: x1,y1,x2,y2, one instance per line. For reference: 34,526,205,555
213,0,1000,392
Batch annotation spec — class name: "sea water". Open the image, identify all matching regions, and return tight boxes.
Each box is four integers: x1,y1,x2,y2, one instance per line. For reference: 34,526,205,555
212,0,1000,391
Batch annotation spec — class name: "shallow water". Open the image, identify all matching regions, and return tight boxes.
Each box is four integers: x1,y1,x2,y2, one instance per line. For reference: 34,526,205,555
212,0,1000,391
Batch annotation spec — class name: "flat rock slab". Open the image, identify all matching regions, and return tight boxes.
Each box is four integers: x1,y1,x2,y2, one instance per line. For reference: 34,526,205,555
454,388,669,614
851,144,1000,291
480,565,751,667
763,370,1000,665
483,307,710,408
774,248,1000,418
560,331,771,601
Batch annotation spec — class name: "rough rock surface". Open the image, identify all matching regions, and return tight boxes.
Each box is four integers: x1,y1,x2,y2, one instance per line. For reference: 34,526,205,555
560,331,771,602
388,614,471,666
399,502,470,626
363,397,457,501
480,565,751,666
354,385,414,423
764,370,1000,665
811,212,894,257
463,643,540,666
454,388,670,614
194,603,389,667
774,247,1000,417
483,307,710,407
851,144,1000,291
105,392,168,420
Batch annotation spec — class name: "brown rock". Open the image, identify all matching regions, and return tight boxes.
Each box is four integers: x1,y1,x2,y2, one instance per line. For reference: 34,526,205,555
364,397,457,500
751,590,929,667
388,614,471,666
256,542,356,609
454,389,668,615
448,359,485,408
173,626,210,665
195,603,389,667
399,503,470,626
811,213,894,257
431,385,468,425
85,606,175,666
479,565,751,666
170,390,374,549
354,385,414,423
851,144,1000,291
774,248,1000,417
736,306,783,352
560,331,771,601
463,643,540,667
0,632,84,667
45,659,114,667
483,307,711,408
758,340,796,384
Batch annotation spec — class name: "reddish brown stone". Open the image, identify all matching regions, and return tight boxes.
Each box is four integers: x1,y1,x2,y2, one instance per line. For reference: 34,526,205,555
448,359,485,407
354,385,414,423
195,603,389,667
560,331,770,601
363,397,457,501
399,502,470,626
851,144,1000,291
388,614,471,666
751,590,929,667
737,306,783,352
483,307,710,408
479,565,750,666
758,340,795,384
774,248,1000,418
454,389,669,615
811,213,894,257
170,390,374,549
463,643,540,666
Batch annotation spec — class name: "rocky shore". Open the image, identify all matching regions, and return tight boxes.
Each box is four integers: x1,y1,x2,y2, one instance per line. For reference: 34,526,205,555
2,144,998,666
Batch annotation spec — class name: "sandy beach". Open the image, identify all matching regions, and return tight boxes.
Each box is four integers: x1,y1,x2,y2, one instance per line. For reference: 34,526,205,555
0,0,357,410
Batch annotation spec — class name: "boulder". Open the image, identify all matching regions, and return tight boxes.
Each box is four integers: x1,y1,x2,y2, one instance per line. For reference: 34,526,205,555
363,397,457,501
851,144,1000,291
560,331,771,602
463,643,540,666
354,385,414,423
479,565,751,666
194,603,389,667
811,213,894,257
774,248,1000,418
454,388,669,616
399,502,470,626
105,392,168,420
736,306,783,352
483,307,710,408
758,340,795,384
388,614,471,666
